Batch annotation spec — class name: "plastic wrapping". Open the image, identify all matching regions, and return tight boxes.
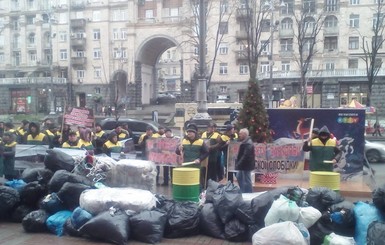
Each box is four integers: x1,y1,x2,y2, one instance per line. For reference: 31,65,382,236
104,159,157,192
264,194,300,226
79,187,157,215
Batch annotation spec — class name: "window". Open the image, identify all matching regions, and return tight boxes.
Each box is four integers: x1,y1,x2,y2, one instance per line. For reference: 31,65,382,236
113,48,127,59
76,50,85,57
261,40,270,53
59,13,67,24
325,15,338,28
13,51,21,66
282,61,290,71
280,38,293,51
93,48,101,59
303,38,314,51
303,0,315,13
281,18,293,29
324,36,338,51
219,22,228,34
113,29,119,40
93,10,101,21
280,0,294,14
94,67,102,78
28,50,36,62
113,9,128,21
13,34,20,49
28,33,35,46
121,28,128,40
239,63,249,74
373,13,384,29
60,49,67,60
145,10,154,19
172,67,177,75
59,32,67,42
348,37,359,49
348,59,358,69
220,0,228,13
76,70,85,78
220,86,227,93
372,35,383,49
219,42,228,54
325,0,339,12
350,0,359,4
349,14,359,28
26,15,35,25
260,62,270,73
375,58,382,68
304,17,315,30
219,63,228,74
261,20,270,32
93,29,100,40
27,0,35,8
325,62,335,70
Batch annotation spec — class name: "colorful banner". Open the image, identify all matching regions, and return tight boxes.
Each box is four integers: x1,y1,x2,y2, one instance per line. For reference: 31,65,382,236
63,107,94,128
146,138,182,166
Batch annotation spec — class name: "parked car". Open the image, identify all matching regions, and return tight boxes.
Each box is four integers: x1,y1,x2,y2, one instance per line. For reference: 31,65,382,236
365,140,385,163
155,92,176,104
99,117,159,146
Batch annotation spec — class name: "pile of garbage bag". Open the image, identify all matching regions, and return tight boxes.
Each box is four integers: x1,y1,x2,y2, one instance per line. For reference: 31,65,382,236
2,149,385,245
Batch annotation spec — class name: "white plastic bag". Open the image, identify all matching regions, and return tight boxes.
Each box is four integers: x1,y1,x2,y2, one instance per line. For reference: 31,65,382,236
322,232,356,245
264,194,300,226
298,206,322,228
252,221,308,245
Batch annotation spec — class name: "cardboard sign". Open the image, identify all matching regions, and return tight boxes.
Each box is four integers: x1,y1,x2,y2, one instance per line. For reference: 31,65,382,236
63,107,94,128
146,138,183,166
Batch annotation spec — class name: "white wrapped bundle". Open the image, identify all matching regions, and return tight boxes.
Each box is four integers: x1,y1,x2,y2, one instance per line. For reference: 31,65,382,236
79,187,157,215
105,159,157,192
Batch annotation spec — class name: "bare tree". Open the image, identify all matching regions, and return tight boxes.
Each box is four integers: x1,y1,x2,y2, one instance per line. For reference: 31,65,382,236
292,0,324,108
360,1,385,107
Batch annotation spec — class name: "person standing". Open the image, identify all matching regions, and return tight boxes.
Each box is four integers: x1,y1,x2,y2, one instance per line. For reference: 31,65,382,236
176,123,209,189
102,132,123,157
62,131,83,149
16,120,29,144
26,122,48,145
302,125,342,171
1,132,17,180
220,124,238,182
79,128,94,154
44,124,61,148
201,122,222,182
373,121,382,137
93,123,108,155
235,128,255,193
138,126,157,160
152,126,169,185
114,125,130,140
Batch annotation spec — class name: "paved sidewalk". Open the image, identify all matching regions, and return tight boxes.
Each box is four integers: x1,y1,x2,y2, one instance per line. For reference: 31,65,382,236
0,222,251,245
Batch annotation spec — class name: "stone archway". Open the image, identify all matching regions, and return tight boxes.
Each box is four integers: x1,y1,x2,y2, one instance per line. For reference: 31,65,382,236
134,35,180,106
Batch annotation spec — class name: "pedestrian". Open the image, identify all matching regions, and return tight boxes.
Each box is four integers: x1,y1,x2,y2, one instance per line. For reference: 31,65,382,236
235,128,255,193
102,132,123,157
176,123,209,189
120,123,134,139
220,124,238,182
373,121,382,137
201,122,222,182
302,125,342,171
114,125,130,140
26,122,48,145
1,132,17,180
62,131,83,149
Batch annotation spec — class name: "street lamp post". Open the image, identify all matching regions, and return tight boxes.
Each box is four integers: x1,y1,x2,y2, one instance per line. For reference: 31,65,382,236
48,11,56,114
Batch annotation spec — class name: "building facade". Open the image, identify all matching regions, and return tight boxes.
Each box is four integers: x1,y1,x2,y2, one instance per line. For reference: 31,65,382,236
0,0,384,115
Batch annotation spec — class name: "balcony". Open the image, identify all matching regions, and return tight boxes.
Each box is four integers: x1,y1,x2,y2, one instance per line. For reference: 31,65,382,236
71,57,87,66
324,27,339,36
0,77,67,85
236,8,251,20
71,1,86,10
235,50,248,63
70,19,87,28
236,31,248,40
71,37,86,47
279,29,294,38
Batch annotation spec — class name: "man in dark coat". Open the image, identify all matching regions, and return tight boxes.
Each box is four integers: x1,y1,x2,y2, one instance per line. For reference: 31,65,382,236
235,128,255,193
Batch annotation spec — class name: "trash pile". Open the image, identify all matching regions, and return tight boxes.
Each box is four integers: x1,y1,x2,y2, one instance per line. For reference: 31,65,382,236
1,149,385,245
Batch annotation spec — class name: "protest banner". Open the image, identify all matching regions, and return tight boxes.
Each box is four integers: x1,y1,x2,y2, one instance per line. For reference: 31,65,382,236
63,106,94,128
146,138,182,166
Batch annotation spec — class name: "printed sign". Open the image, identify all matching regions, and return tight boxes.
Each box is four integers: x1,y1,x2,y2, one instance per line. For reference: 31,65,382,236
146,138,182,166
63,107,94,128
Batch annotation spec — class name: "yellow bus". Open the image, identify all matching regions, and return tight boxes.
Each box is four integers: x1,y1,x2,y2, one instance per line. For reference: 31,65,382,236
174,102,242,128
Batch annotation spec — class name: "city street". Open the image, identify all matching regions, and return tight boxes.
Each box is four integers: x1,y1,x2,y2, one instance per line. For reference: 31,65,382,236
367,139,385,188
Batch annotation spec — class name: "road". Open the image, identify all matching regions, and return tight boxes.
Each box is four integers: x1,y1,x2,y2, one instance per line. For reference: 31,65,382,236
366,139,385,188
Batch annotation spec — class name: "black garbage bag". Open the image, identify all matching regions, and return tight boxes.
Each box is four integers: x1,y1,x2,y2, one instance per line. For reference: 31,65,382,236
22,209,49,233
0,186,20,220
57,182,90,210
64,217,83,237
306,187,344,212
199,203,225,239
48,170,92,193
250,187,289,227
367,221,385,245
154,194,168,208
11,204,36,223
285,186,307,206
21,167,53,185
224,218,249,242
44,148,76,172
322,200,356,237
80,210,130,245
164,201,200,238
235,200,255,225
373,184,385,213
205,179,223,203
212,182,243,224
308,220,333,245
19,181,48,207
130,209,167,244
40,193,66,214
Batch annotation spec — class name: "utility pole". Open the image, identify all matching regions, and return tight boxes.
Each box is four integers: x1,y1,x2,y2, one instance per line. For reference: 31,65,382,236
48,10,56,114
190,0,212,129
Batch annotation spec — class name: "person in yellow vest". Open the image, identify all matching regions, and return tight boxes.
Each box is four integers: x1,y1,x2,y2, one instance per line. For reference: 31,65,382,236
114,125,130,140
93,123,108,155
4,122,17,138
79,128,94,154
176,123,209,189
44,124,61,148
201,122,222,182
62,131,83,149
26,122,48,145
102,132,123,157
220,124,238,182
138,126,157,160
1,132,17,180
16,120,29,144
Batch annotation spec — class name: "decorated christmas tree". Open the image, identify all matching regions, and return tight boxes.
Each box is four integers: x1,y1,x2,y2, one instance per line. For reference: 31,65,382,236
236,78,272,143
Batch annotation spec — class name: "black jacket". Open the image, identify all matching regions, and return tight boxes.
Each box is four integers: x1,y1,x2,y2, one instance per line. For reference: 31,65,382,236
235,137,255,171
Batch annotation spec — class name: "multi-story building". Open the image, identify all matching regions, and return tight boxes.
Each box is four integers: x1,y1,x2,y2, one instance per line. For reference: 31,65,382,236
0,0,384,115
